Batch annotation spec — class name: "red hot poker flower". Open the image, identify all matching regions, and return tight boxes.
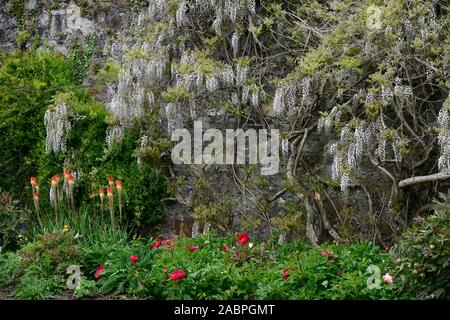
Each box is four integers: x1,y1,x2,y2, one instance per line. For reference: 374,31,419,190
186,245,200,252
116,180,123,190
130,255,139,264
64,169,70,178
169,270,186,281
108,176,114,186
33,191,39,200
30,176,37,186
237,233,250,246
107,186,113,197
282,269,289,280
68,174,74,186
99,188,105,199
94,265,105,279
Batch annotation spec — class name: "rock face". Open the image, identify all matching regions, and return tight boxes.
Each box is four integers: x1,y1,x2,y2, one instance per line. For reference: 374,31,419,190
0,0,131,57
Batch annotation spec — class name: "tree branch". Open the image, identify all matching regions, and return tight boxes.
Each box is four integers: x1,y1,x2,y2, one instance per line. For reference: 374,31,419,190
398,172,450,188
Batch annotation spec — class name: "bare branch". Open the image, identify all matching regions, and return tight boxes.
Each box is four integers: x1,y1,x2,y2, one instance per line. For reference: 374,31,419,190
398,172,450,188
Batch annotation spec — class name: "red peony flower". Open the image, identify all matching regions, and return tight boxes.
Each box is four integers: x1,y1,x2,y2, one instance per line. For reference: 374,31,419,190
186,245,199,252
326,250,333,255
151,238,163,248
321,251,327,256
237,233,250,246
164,239,175,245
282,269,289,280
169,270,186,281
130,255,139,264
94,265,105,279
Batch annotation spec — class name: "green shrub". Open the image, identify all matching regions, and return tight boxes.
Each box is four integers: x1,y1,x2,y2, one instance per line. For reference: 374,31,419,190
0,189,28,251
12,274,65,300
392,202,450,299
97,240,156,298
74,279,98,299
17,231,79,274
0,49,78,200
0,252,21,287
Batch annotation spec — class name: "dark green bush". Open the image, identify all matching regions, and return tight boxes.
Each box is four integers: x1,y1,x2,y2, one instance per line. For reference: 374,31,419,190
0,49,78,200
0,189,28,251
392,202,450,299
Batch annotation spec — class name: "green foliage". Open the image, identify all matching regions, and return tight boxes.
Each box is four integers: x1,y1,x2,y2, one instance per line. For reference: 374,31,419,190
69,35,96,82
74,279,98,299
12,274,65,300
0,49,78,200
97,241,156,298
18,231,79,274
0,189,28,251
0,252,20,287
391,202,450,299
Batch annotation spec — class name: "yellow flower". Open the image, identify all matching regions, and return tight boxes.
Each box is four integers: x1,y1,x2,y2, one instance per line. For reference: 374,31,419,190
63,224,70,232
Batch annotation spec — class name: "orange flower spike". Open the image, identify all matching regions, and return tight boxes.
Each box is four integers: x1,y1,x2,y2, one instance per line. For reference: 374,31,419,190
99,188,105,200
51,175,58,187
33,191,39,200
30,176,37,186
107,186,113,197
64,169,70,178
108,176,114,186
68,174,75,186
116,180,122,191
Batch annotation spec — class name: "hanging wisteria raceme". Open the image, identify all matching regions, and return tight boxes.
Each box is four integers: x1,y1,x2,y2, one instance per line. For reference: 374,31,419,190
106,125,125,149
231,32,240,57
137,135,150,167
44,102,72,155
318,106,340,134
272,84,297,115
437,96,450,173
281,138,289,156
329,121,374,193
176,1,188,27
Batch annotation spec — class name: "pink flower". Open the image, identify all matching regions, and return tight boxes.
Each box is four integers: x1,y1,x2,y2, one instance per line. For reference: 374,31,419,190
94,265,105,279
383,273,393,284
163,268,169,273
282,269,289,280
186,245,199,252
326,250,333,255
169,270,186,281
237,233,250,246
321,251,327,256
130,255,139,264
